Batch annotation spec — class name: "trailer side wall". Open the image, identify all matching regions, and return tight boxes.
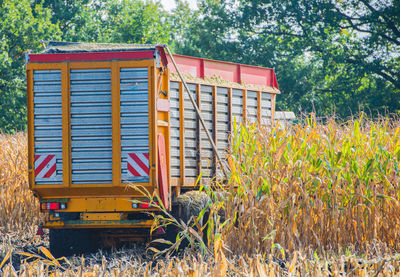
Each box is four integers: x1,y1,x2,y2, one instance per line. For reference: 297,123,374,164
168,80,274,190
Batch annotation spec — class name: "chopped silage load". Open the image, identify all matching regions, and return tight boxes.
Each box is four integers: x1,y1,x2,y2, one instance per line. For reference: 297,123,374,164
169,72,280,93
43,42,159,53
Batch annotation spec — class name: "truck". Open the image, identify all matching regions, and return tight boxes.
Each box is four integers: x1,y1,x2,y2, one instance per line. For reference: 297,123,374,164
26,42,280,256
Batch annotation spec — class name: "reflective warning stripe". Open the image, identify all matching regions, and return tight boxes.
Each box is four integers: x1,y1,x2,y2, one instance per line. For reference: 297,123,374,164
127,153,149,177
34,155,57,178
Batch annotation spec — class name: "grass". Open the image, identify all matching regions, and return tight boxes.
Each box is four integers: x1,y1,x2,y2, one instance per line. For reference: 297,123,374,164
0,116,400,276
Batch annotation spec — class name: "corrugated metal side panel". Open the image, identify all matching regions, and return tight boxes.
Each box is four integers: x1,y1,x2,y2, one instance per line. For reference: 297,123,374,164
216,87,230,152
120,68,149,183
70,69,112,184
216,87,230,178
184,84,198,177
232,89,243,125
200,85,213,178
247,90,258,124
33,70,63,184
169,81,180,178
261,92,272,125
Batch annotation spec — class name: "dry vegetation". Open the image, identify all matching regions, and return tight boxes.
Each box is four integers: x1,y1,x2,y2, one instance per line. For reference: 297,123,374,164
0,133,42,235
217,116,400,255
1,116,400,276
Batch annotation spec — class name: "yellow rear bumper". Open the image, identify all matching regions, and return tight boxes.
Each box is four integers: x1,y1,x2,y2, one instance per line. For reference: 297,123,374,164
44,219,154,229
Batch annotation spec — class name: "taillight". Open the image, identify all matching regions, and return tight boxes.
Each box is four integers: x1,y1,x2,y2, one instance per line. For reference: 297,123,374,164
139,202,150,209
41,202,66,210
138,202,158,209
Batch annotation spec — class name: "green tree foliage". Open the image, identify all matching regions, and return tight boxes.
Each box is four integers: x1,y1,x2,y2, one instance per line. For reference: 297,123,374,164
102,0,171,44
0,0,60,133
32,0,91,38
38,0,172,43
0,0,399,132
240,0,400,116
174,0,400,117
36,0,104,42
0,0,172,132
172,0,240,60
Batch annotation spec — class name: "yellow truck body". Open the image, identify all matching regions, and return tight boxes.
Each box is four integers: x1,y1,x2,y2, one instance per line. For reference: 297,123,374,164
27,42,280,232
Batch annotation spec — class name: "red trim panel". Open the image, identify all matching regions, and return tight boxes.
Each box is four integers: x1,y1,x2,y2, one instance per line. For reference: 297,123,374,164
156,46,169,67
166,54,279,89
29,51,155,63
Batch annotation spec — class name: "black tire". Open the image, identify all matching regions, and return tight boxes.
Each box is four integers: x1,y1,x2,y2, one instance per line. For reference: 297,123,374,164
175,191,210,223
165,191,210,250
49,229,99,258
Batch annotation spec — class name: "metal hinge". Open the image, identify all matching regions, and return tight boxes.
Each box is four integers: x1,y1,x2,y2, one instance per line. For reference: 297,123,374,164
154,50,161,68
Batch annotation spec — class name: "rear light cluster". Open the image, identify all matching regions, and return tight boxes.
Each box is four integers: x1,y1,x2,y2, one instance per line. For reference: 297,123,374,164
41,202,67,210
132,201,158,209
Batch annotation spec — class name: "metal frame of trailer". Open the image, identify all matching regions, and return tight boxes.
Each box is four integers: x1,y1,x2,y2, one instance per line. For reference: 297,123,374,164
27,42,280,230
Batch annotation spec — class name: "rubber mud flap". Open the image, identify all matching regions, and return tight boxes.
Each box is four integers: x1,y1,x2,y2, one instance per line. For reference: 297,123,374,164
50,229,99,258
157,134,169,209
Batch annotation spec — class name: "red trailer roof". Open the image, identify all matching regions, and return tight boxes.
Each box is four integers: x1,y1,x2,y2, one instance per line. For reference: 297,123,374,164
29,50,155,62
28,42,279,90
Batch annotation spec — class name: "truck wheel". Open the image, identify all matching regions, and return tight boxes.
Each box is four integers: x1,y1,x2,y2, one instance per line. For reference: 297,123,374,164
49,229,98,258
166,191,210,250
175,191,210,224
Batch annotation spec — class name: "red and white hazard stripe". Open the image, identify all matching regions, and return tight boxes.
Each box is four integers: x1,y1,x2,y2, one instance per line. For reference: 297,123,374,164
127,153,149,177
34,154,57,178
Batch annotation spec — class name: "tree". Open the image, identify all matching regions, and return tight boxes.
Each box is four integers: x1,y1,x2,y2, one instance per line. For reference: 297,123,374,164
0,0,60,132
173,0,400,117
101,0,172,44
32,0,91,39
172,0,241,61
0,0,176,132
237,0,400,116
38,0,173,44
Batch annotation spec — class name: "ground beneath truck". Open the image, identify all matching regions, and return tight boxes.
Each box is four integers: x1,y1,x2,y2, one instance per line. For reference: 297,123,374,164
0,229,152,272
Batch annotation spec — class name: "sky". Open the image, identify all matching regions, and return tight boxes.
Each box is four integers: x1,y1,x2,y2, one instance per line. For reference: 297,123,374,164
160,0,198,11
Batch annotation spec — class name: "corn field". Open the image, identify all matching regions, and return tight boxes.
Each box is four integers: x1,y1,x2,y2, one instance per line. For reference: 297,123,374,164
0,133,42,235
1,116,400,276
0,252,399,276
213,116,400,257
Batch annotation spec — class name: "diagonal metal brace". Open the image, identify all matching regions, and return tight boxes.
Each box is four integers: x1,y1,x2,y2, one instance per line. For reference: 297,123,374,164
163,45,229,180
